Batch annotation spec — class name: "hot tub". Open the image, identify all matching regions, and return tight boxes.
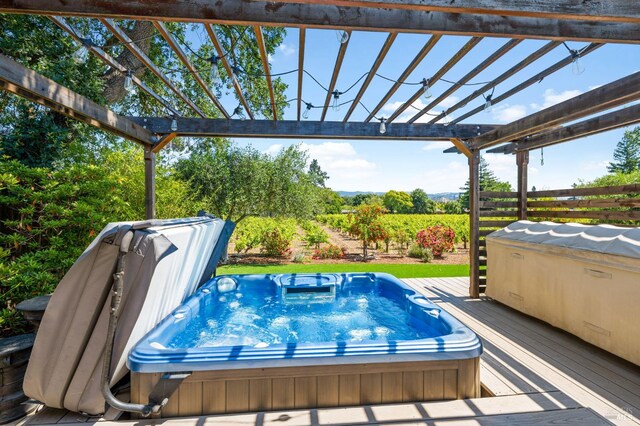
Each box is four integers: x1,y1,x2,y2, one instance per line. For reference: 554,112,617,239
129,273,482,417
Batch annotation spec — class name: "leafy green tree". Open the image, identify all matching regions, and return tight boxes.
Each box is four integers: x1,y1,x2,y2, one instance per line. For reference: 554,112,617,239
176,143,316,223
0,15,287,165
410,188,436,214
383,190,413,213
348,204,388,258
459,157,512,209
607,127,640,174
319,188,344,214
351,193,376,206
309,159,329,187
443,200,464,214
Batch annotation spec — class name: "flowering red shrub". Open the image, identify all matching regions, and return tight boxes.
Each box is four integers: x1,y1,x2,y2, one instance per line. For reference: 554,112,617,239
312,244,345,259
416,225,456,257
261,228,293,257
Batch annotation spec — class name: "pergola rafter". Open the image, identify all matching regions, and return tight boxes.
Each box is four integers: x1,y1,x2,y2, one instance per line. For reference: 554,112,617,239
320,30,351,122
296,28,306,121
204,24,254,120
153,21,229,118
100,18,206,117
364,35,441,123
253,26,278,120
428,41,561,125
388,36,483,124
49,16,182,117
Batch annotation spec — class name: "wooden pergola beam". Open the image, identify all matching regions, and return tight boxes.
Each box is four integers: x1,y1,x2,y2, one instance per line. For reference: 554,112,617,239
0,53,154,145
342,32,397,122
365,35,441,123
2,2,640,44
470,71,640,150
100,18,206,117
153,22,229,118
127,117,497,140
428,41,560,125
400,39,521,124
253,26,278,120
449,138,472,158
450,43,602,126
387,36,483,124
204,24,253,120
49,16,182,118
297,28,305,121
506,103,640,153
271,0,640,24
320,31,351,122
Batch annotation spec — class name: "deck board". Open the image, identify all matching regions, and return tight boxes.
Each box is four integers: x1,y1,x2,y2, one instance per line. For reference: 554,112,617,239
21,277,640,426
405,277,640,425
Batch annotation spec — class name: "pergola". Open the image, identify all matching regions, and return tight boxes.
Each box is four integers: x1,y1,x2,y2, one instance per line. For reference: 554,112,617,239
1,1,639,298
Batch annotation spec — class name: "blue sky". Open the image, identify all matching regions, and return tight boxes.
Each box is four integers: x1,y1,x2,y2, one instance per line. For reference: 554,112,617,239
204,29,640,194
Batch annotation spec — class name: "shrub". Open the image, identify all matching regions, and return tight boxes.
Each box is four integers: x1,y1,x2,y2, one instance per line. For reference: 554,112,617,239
261,228,293,257
416,225,456,257
312,244,345,260
407,244,434,262
291,251,306,263
304,227,329,249
348,204,388,258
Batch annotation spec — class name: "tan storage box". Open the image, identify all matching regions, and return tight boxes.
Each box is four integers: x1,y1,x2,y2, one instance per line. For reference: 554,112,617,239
486,221,640,366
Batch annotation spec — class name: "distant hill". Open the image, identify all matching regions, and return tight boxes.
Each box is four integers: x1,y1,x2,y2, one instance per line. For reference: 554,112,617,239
337,191,460,201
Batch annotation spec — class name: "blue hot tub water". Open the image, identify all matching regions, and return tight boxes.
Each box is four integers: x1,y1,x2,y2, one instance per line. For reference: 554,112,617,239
129,273,482,373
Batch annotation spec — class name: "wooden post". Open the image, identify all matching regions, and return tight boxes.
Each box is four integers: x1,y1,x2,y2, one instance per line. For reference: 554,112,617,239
144,146,156,220
469,150,480,298
516,150,529,220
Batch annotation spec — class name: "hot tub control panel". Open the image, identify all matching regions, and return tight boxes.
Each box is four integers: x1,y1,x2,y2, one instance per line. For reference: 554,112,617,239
273,273,341,304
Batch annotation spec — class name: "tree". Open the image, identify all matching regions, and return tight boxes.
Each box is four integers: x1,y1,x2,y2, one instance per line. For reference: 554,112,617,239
319,188,344,214
443,200,463,214
459,156,512,209
308,159,329,187
351,193,376,206
607,127,640,174
348,204,388,259
383,190,413,213
410,188,436,214
175,143,316,223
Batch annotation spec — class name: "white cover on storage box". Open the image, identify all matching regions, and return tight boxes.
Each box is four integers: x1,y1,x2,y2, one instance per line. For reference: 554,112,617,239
486,221,640,366
23,217,233,414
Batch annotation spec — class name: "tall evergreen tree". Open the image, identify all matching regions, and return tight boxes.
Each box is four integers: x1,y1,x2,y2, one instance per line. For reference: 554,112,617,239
607,127,640,174
308,159,329,187
459,156,512,209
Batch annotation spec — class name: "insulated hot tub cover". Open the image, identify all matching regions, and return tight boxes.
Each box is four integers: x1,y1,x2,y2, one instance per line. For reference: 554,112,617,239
23,215,234,415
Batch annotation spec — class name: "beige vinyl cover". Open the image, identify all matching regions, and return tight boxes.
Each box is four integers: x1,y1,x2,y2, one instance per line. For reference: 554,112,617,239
23,217,231,414
486,221,640,366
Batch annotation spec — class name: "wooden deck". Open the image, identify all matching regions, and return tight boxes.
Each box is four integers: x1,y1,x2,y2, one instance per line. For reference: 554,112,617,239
19,277,640,426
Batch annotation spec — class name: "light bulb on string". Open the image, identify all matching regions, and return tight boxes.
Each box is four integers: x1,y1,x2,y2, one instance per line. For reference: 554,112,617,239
124,70,135,93
72,38,92,64
442,110,450,126
302,103,312,119
170,116,178,132
336,30,349,44
233,105,245,120
331,91,341,112
422,78,432,99
570,50,585,75
209,56,220,86
230,65,241,86
483,94,493,113
379,117,387,134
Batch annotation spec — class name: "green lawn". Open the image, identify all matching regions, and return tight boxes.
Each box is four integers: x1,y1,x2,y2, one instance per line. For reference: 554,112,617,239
217,263,469,278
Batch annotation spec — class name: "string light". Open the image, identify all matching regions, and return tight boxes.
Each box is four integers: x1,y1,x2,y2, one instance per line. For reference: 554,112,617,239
442,110,450,126
379,117,387,134
422,78,432,99
124,70,135,93
336,30,349,44
331,91,341,112
483,94,493,113
570,50,584,75
230,65,241,86
170,116,178,131
302,102,313,119
72,38,92,64
209,55,220,85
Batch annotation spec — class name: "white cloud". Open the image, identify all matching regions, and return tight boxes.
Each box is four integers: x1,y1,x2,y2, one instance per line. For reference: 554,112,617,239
264,143,283,156
278,43,295,56
483,154,517,186
406,161,468,193
530,89,582,111
381,97,459,124
490,104,527,123
422,142,446,151
581,160,609,173
299,141,377,182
